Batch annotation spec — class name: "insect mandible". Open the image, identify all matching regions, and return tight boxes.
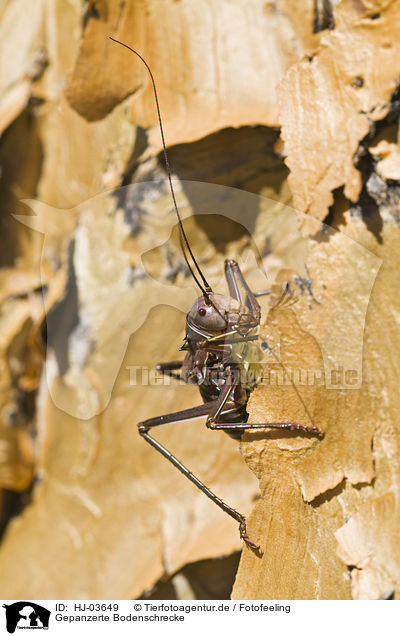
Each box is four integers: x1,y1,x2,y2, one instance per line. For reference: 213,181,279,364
110,37,322,554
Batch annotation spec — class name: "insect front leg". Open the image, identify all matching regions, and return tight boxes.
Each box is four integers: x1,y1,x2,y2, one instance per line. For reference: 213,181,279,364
137,402,261,554
156,361,184,382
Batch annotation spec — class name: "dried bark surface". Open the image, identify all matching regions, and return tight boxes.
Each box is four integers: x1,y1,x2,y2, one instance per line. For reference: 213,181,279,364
0,0,399,601
233,0,400,600
66,0,319,147
279,0,400,221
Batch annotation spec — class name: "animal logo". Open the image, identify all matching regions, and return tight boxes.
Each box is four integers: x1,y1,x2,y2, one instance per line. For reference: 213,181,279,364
3,602,50,633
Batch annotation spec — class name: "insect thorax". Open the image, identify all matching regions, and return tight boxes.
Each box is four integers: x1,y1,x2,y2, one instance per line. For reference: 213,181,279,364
230,341,264,391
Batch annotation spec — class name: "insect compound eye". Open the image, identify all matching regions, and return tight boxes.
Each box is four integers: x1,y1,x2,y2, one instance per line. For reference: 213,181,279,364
188,293,234,332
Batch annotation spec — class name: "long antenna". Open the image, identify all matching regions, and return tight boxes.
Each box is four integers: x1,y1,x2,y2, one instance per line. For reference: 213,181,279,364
109,37,212,296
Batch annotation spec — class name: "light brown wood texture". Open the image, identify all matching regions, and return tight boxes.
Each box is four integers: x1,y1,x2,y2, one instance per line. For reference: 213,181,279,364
65,0,319,147
278,0,400,221
233,0,400,600
232,218,384,599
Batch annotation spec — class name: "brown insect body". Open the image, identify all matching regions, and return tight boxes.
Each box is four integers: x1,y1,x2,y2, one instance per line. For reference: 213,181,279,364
181,281,261,436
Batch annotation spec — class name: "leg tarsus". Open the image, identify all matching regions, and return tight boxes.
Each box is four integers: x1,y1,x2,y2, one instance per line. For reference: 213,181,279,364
238,516,262,556
288,423,323,437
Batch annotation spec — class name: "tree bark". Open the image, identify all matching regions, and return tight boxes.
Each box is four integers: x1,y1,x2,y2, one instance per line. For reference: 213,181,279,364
0,0,399,600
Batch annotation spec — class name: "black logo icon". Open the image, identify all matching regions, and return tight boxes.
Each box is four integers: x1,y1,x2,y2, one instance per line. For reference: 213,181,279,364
3,602,50,633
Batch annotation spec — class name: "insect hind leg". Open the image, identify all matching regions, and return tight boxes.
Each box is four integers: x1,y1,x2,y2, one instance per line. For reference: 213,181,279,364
137,402,261,555
209,419,323,437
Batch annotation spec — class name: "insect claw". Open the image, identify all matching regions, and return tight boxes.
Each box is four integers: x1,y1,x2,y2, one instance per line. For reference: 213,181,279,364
305,425,324,437
238,517,262,556
291,423,324,437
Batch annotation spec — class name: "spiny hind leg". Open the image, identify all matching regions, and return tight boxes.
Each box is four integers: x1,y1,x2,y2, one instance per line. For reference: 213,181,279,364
137,400,261,555
208,420,323,437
